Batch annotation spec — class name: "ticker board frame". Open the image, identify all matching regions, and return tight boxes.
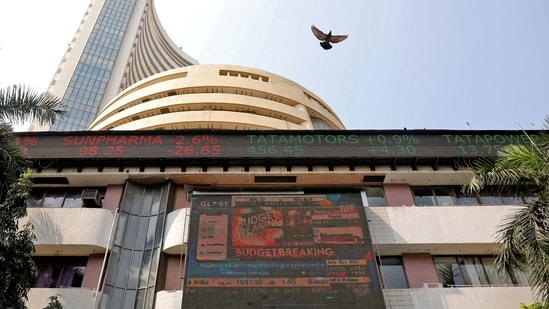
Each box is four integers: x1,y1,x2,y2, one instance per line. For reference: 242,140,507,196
15,129,542,160
14,129,545,172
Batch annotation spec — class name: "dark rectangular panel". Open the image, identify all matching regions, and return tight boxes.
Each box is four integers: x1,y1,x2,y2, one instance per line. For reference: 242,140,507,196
15,130,541,160
183,193,386,308
255,176,297,183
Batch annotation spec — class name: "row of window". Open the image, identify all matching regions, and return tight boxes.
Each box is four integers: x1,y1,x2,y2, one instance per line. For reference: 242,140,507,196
379,255,529,289
27,188,105,208
51,0,133,131
33,257,87,288
27,186,528,208
365,186,529,207
412,187,530,207
434,256,528,287
33,254,528,290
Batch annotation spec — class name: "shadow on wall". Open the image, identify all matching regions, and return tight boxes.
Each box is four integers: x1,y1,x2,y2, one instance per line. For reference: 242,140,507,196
28,288,95,309
27,209,64,247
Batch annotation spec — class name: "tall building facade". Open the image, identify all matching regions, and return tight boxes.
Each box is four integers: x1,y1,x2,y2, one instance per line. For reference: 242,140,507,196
16,0,542,308
17,128,540,308
30,0,197,131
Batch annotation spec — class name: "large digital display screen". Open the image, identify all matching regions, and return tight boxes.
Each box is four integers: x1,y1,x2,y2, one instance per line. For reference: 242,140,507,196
15,130,540,160
182,193,386,308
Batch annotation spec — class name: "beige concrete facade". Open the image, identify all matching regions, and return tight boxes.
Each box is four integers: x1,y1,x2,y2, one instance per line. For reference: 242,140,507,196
23,179,536,308
21,208,115,256
89,64,345,130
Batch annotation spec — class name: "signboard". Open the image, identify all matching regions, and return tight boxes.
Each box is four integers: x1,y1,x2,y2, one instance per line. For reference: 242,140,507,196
182,193,386,308
15,130,540,160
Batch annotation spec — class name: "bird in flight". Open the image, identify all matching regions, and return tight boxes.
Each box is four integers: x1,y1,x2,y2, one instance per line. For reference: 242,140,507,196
311,25,348,50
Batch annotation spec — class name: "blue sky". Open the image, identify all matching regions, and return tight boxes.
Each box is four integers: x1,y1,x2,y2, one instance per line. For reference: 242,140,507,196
1,0,548,130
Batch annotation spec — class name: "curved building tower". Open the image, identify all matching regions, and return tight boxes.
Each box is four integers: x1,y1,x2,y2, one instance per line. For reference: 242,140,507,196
30,0,197,131
89,64,345,130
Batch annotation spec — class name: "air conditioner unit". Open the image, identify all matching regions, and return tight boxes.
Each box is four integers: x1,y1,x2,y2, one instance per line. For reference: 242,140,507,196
81,190,101,207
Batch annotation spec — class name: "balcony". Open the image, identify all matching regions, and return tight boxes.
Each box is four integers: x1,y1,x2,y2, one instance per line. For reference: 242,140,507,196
27,288,96,309
383,285,534,309
21,208,116,255
366,206,520,255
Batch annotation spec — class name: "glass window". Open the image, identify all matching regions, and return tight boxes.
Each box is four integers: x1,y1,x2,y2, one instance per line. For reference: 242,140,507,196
123,215,138,249
413,187,458,206
43,194,65,208
412,188,435,206
479,257,514,285
123,290,137,309
434,257,466,287
473,187,529,206
35,266,62,288
434,187,457,206
64,190,83,208
27,191,44,208
478,195,503,205
456,256,490,286
102,182,169,308
413,186,529,207
363,187,387,206
378,256,408,288
34,257,87,288
311,117,330,130
135,289,146,309
60,266,85,288
434,256,529,287
509,269,530,285
479,193,525,206
411,188,431,206
455,190,479,206
115,249,132,287
500,195,523,205
26,188,105,208
127,251,143,289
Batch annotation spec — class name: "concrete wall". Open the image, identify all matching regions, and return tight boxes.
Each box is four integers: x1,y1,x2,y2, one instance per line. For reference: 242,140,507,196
383,286,535,309
366,206,517,255
21,208,116,256
27,288,96,309
163,208,191,254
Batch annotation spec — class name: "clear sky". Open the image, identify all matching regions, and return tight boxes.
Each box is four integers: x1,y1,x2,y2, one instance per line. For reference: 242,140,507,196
1,0,548,130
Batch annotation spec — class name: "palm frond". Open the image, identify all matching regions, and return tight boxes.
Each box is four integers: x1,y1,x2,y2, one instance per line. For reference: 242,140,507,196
496,206,534,272
464,138,549,197
496,197,549,304
0,124,29,203
0,84,66,126
469,119,549,304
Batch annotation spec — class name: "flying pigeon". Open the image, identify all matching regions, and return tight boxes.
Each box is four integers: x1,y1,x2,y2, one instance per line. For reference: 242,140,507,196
311,25,348,50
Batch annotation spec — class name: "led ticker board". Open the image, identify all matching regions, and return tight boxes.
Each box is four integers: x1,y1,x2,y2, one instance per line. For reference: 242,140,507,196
182,193,386,308
15,130,541,160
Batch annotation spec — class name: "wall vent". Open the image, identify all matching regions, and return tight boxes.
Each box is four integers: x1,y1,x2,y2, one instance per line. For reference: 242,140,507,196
362,175,385,183
31,177,69,184
255,176,297,183
81,189,101,207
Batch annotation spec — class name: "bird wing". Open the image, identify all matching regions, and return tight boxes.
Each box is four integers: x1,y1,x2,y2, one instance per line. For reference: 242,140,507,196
329,34,348,44
311,25,328,41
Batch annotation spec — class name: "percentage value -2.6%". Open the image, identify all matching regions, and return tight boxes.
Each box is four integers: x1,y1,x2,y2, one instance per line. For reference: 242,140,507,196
173,134,220,156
